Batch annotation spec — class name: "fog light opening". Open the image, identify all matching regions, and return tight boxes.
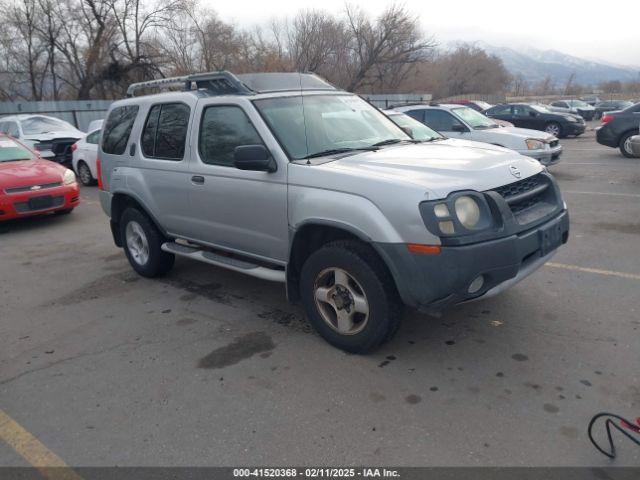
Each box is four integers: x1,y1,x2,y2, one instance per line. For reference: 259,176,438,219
468,275,485,294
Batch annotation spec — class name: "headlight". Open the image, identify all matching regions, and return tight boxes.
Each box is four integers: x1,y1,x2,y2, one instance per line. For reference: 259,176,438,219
454,196,481,229
525,139,544,150
63,168,76,185
421,192,495,238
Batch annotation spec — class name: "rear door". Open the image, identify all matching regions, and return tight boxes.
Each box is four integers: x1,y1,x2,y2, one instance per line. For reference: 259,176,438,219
185,97,288,263
132,96,198,236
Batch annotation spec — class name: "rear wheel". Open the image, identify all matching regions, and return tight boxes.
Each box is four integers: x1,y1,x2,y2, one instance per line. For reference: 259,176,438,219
120,208,174,277
545,122,563,138
76,161,95,186
619,131,638,158
300,240,402,353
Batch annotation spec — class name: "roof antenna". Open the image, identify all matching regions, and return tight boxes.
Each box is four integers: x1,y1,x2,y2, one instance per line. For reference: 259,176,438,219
298,72,311,165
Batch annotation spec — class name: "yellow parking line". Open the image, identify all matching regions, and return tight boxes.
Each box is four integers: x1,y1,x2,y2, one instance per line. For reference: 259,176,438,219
546,262,640,281
0,409,83,480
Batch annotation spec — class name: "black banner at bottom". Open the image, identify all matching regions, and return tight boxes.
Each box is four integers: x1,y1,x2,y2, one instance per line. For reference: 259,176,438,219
1,467,639,480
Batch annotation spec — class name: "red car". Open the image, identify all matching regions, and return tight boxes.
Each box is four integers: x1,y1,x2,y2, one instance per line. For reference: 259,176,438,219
0,134,80,221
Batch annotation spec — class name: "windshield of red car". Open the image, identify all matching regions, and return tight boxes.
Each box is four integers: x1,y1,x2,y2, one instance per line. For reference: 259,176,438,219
0,138,33,162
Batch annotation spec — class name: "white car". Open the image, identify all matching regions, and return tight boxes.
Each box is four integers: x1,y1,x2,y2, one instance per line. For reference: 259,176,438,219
0,115,84,164
71,129,100,186
392,104,563,165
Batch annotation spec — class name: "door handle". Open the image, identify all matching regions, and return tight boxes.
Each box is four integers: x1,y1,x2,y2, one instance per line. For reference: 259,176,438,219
191,175,205,185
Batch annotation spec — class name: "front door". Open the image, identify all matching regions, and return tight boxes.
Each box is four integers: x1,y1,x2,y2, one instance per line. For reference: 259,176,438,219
187,99,288,263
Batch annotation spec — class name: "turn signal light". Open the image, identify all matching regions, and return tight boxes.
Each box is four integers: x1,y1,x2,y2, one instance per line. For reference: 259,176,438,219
407,244,441,255
70,143,78,152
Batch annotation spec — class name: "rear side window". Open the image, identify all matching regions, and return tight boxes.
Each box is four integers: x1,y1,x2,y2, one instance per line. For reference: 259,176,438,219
199,106,263,166
487,105,511,115
86,131,100,144
102,106,139,155
141,103,190,160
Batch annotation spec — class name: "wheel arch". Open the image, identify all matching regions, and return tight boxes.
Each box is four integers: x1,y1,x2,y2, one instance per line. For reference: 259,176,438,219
110,192,169,247
286,220,399,304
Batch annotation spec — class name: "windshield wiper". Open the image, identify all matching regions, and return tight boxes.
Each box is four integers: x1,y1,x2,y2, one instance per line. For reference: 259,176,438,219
302,147,377,160
371,138,404,147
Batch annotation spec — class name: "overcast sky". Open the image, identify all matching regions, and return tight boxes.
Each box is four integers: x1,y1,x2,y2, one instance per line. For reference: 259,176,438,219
208,0,640,67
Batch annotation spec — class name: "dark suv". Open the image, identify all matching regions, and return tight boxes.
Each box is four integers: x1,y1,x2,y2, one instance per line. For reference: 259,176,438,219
596,103,640,157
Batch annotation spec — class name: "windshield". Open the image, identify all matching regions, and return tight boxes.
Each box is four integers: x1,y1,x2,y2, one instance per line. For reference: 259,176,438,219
21,116,74,135
253,94,410,159
0,138,33,162
452,107,498,129
474,101,493,111
387,113,441,141
532,104,552,113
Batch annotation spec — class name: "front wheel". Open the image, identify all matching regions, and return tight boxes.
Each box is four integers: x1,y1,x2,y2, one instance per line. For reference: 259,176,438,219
619,131,638,158
545,122,563,138
300,240,402,353
120,208,174,277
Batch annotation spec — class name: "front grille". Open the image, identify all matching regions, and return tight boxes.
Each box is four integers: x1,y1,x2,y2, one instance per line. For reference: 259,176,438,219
5,182,62,194
34,138,77,164
491,173,556,224
13,195,64,213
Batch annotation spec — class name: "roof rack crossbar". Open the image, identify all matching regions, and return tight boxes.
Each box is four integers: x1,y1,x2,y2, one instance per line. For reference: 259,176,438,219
126,71,253,97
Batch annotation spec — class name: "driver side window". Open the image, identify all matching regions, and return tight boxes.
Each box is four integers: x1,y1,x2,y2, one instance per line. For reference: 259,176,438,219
423,110,463,132
199,105,264,167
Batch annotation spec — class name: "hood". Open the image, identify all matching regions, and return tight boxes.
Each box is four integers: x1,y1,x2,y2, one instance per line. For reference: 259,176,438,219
295,139,544,200
22,129,83,142
487,126,555,141
0,158,66,188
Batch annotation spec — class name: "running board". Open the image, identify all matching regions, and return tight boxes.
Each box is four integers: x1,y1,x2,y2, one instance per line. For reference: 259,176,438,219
161,242,285,283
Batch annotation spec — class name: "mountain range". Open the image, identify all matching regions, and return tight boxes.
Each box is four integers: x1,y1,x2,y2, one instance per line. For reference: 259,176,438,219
476,43,640,87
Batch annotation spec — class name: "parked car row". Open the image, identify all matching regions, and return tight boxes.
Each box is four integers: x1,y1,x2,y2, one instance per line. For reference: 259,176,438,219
389,104,563,165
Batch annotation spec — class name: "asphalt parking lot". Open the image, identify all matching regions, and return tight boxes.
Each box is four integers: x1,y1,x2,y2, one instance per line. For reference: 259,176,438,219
1,124,639,468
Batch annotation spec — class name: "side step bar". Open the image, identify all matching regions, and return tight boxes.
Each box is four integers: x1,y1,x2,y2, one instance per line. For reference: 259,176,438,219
161,242,285,283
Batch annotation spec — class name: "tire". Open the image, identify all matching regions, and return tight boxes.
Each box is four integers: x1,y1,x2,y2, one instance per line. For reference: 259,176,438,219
544,122,563,138
120,207,174,277
55,208,74,215
76,161,95,186
619,131,638,158
299,240,402,353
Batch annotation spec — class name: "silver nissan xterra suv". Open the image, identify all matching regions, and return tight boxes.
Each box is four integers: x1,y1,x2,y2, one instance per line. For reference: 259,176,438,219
98,71,569,353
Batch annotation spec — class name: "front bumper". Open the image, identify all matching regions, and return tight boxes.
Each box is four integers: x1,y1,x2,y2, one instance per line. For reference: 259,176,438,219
564,122,586,136
0,183,80,221
631,135,640,157
521,144,563,166
376,209,570,313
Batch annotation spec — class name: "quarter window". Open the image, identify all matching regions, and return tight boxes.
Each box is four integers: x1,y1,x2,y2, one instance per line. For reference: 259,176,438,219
199,106,264,166
102,106,139,155
141,103,190,161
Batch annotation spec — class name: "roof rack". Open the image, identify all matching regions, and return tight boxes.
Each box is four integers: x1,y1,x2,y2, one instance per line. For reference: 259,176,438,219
126,71,253,97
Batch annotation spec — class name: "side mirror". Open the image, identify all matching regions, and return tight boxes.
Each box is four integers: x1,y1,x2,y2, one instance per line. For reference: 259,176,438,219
451,124,467,133
234,145,276,172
